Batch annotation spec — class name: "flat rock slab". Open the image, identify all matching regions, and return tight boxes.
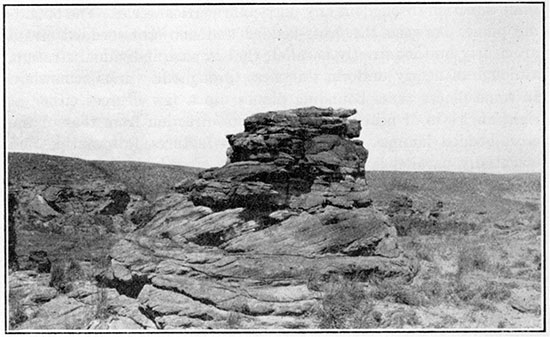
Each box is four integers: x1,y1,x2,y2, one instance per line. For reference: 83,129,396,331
18,296,95,330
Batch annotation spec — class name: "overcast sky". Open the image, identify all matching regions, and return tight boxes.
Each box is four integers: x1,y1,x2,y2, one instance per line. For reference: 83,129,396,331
6,4,543,173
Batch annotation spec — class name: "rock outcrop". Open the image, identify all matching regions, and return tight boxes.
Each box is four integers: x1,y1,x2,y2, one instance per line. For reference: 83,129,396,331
104,107,418,329
9,180,137,269
8,192,19,270
9,270,154,330
183,107,369,211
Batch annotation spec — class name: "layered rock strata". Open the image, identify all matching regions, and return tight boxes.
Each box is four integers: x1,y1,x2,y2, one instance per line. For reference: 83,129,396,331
105,107,419,329
9,181,137,269
183,107,370,211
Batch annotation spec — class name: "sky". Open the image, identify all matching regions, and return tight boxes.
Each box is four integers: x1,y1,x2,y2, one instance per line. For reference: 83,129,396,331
5,4,543,173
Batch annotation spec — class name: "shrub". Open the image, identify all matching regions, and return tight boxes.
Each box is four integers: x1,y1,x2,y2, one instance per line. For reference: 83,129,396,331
49,263,69,292
471,299,496,312
370,281,424,306
65,259,84,282
94,287,111,321
447,279,511,307
456,246,490,279
49,259,84,293
305,269,323,292
317,276,368,329
345,302,382,329
432,315,459,328
380,308,420,328
511,260,528,269
8,292,27,329
493,262,513,278
450,281,477,303
478,281,512,302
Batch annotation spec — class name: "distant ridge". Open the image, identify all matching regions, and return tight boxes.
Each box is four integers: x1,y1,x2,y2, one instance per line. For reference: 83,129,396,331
8,152,203,199
365,170,540,220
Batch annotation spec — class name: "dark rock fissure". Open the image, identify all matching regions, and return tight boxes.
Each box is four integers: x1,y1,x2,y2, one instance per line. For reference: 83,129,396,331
238,208,279,230
138,306,163,329
96,273,150,299
188,231,226,247
153,284,218,308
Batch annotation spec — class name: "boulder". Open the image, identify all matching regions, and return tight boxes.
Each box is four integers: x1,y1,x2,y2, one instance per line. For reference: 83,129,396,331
27,195,60,221
18,296,95,330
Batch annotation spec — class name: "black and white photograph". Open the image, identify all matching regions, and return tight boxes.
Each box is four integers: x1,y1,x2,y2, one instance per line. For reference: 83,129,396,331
3,2,545,333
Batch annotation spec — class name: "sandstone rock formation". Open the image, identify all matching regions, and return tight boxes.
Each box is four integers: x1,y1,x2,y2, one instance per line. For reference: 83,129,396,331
9,270,154,330
182,107,370,211
104,107,418,329
9,181,136,268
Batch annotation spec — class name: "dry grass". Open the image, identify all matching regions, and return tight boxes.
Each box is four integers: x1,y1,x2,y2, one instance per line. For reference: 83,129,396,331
456,245,491,280
49,259,85,293
379,308,420,328
94,287,111,321
90,160,202,200
316,276,372,329
369,280,424,306
8,291,28,329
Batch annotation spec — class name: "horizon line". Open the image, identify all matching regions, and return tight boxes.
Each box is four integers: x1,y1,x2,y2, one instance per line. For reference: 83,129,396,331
6,150,543,176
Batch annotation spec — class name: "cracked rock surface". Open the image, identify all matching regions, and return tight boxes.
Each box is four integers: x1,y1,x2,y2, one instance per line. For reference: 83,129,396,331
104,108,418,329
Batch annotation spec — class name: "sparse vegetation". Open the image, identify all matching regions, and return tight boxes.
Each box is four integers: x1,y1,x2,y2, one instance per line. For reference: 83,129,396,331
369,280,424,306
66,259,85,282
89,160,202,201
49,259,85,293
8,152,541,330
9,291,28,329
94,287,111,321
49,263,69,293
226,312,243,329
390,219,541,330
456,245,490,279
316,276,371,329
478,281,512,302
380,308,420,328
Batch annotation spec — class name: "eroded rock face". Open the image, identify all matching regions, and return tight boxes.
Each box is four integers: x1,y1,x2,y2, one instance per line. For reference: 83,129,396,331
9,270,153,330
185,107,368,210
103,107,418,330
9,181,135,269
105,194,418,329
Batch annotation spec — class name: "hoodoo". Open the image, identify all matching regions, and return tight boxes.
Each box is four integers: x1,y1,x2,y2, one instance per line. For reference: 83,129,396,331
184,107,372,211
